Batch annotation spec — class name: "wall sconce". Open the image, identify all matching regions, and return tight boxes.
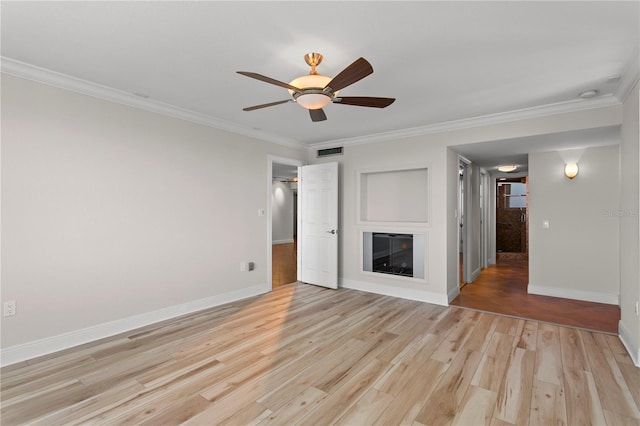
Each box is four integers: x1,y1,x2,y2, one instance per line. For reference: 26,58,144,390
564,163,579,179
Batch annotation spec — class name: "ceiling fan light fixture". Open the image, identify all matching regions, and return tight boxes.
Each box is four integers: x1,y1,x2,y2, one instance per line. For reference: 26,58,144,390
237,53,394,121
295,93,332,109
288,74,334,109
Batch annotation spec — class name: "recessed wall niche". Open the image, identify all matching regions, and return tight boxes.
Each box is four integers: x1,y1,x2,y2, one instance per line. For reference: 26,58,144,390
358,166,429,224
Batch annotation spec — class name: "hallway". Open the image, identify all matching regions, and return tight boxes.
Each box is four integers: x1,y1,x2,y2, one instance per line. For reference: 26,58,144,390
451,260,620,334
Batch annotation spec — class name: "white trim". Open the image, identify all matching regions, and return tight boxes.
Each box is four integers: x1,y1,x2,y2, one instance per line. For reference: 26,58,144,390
527,284,619,305
309,95,621,150
272,239,294,245
448,286,460,304
267,155,305,290
2,57,624,152
0,283,269,367
340,278,448,306
616,72,640,104
1,57,304,149
614,49,640,103
470,267,481,283
356,164,431,227
619,320,640,367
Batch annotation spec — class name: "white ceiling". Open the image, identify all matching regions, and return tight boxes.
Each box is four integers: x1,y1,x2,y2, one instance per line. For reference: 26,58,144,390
2,1,638,170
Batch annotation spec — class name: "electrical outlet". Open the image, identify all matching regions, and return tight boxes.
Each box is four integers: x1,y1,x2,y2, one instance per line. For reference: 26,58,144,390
635,300,639,317
3,300,16,317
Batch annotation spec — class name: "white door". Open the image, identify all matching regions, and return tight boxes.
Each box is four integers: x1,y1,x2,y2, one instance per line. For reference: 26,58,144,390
298,162,338,289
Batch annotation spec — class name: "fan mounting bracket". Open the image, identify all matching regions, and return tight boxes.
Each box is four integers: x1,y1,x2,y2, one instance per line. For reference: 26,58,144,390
304,53,324,75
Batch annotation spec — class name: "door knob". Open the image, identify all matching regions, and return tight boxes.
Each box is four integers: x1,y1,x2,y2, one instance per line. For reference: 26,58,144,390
326,229,337,234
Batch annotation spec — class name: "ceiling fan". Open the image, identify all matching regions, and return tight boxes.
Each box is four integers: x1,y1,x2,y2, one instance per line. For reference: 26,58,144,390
237,53,395,122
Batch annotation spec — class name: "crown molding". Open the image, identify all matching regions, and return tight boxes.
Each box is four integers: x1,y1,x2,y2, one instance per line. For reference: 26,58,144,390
2,56,625,153
308,95,622,150
1,57,305,150
614,49,640,103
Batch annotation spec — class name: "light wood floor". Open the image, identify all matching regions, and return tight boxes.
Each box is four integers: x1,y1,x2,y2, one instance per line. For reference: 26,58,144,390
2,283,638,425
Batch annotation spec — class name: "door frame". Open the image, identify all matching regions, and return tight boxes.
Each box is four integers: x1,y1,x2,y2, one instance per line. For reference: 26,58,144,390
480,169,491,269
267,155,306,290
458,156,472,286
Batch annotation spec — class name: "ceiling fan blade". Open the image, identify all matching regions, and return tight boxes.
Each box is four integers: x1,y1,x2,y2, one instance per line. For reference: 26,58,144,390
309,108,327,122
325,57,373,92
237,71,301,92
334,96,396,108
242,99,293,111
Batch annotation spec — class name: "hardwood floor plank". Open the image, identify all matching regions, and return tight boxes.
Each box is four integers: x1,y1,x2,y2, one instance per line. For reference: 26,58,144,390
494,315,520,336
374,342,443,399
414,349,483,426
256,338,369,411
334,387,394,426
431,310,480,363
529,379,568,426
563,368,607,425
258,386,328,425
471,332,514,392
373,358,448,426
465,312,498,353
452,385,497,426
218,401,272,426
392,332,440,370
298,358,391,425
493,347,535,425
515,320,538,351
535,323,563,386
30,379,145,426
199,353,274,402
137,394,211,426
82,359,227,424
376,327,433,365
313,332,397,395
582,335,640,419
1,379,87,425
603,408,640,426
619,362,640,411
559,326,590,372
605,333,637,366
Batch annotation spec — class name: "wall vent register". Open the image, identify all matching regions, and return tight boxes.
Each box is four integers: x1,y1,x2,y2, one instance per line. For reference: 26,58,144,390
317,147,343,157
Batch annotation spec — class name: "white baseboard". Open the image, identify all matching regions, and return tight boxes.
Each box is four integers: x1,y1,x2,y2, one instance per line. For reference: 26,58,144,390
527,284,619,305
272,239,294,245
619,321,640,367
0,283,270,367
448,286,461,303
340,278,448,306
470,267,481,283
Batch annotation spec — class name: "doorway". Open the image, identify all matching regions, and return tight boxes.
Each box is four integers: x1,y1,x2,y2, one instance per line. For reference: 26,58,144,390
496,177,528,260
269,157,304,289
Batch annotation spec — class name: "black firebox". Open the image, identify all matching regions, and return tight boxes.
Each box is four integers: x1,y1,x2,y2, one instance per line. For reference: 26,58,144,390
372,233,414,277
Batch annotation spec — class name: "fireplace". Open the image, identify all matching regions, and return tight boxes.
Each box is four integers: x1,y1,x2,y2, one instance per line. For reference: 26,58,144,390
372,233,414,276
363,232,425,279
